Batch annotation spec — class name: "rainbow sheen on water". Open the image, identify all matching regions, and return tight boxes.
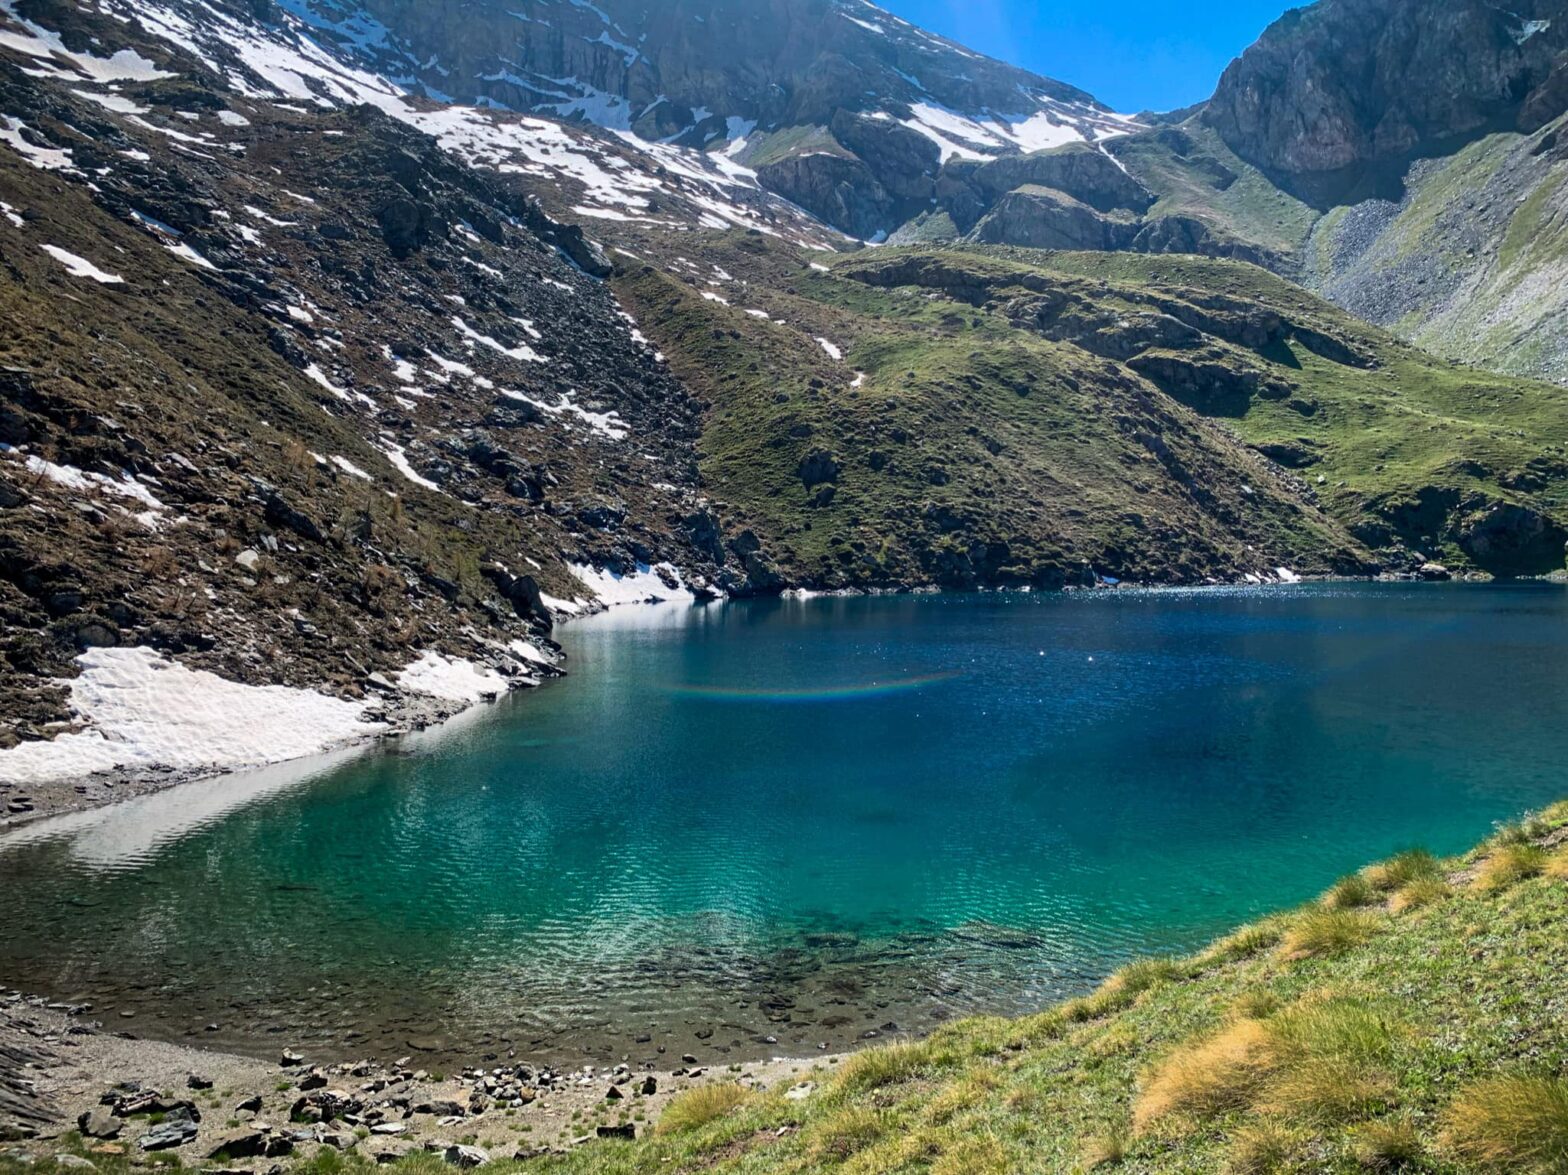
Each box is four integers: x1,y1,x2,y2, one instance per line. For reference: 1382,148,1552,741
1,584,1566,1065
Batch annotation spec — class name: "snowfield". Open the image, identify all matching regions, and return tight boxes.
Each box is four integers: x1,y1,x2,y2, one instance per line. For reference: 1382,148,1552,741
0,647,385,787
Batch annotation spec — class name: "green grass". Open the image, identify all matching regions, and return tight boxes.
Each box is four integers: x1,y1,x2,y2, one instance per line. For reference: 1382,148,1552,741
616,232,1568,591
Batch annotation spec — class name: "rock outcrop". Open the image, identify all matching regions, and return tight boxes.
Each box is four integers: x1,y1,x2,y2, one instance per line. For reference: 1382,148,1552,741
1206,0,1568,203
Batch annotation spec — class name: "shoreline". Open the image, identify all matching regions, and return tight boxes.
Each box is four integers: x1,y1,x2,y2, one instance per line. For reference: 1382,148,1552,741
0,990,845,1156
3,581,1566,1153
0,571,1544,831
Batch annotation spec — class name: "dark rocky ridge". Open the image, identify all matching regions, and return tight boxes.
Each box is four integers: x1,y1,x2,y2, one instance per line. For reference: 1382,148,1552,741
261,0,1140,239
1205,0,1568,206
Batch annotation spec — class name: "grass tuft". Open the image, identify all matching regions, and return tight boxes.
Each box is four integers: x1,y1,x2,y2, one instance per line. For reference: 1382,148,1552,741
1325,873,1380,909
1225,1120,1303,1174
653,1083,754,1136
1279,908,1380,958
1137,995,1394,1135
1363,850,1441,891
1206,920,1284,963
1474,844,1548,892
1352,1116,1424,1171
1133,1018,1272,1132
1544,850,1568,880
806,1106,887,1163
1442,1075,1568,1172
832,1040,931,1093
1079,1126,1129,1169
1108,956,1185,995
1389,875,1449,914
1260,996,1396,1125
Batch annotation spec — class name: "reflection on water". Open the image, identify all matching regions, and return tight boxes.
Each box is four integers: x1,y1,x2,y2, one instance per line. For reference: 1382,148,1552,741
1,584,1566,1066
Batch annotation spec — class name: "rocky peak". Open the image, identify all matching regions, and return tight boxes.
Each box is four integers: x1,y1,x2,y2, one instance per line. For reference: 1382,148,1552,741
262,0,1141,237
1206,0,1568,203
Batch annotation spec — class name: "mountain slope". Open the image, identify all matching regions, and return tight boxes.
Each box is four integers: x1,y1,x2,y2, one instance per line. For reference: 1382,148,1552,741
610,236,1568,588
0,4,795,750
4,0,1568,769
248,0,1143,239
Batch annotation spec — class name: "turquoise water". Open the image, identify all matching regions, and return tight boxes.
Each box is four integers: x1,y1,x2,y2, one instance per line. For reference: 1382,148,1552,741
2,583,1567,1065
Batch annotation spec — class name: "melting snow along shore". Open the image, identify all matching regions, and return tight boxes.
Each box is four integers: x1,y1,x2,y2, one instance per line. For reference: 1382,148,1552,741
0,562,698,826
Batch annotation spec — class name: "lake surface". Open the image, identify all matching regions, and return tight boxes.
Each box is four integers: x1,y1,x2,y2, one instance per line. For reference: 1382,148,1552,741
2,584,1567,1066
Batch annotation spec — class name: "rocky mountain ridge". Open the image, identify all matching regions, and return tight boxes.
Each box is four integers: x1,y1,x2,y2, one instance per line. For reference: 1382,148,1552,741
273,0,1139,239
2,0,1568,785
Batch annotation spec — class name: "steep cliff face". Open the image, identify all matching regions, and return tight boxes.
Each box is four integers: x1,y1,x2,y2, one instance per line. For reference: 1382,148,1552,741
269,0,1140,238
1205,0,1568,204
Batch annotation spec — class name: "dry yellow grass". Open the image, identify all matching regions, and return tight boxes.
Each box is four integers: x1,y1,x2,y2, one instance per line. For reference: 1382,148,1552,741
1389,875,1449,914
1473,844,1548,892
1545,850,1568,880
654,1082,754,1136
1442,1075,1568,1172
1136,995,1395,1137
1133,1018,1273,1132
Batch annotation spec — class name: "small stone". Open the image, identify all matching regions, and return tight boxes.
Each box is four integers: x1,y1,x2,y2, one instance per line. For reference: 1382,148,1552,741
637,1077,657,1096
443,1144,489,1168
56,1156,96,1171
77,1109,121,1140
280,1049,305,1067
596,1124,635,1140
370,1123,407,1136
139,1119,199,1151
187,1073,213,1091
235,1095,263,1114
784,1082,816,1101
412,1100,465,1118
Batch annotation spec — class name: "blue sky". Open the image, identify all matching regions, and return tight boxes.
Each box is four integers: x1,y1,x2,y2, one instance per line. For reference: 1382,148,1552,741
877,0,1296,113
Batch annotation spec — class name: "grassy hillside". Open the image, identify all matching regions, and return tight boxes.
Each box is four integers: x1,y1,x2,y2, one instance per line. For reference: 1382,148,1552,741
1107,109,1568,391
1111,123,1320,264
1029,250,1568,574
613,235,1373,591
613,235,1568,586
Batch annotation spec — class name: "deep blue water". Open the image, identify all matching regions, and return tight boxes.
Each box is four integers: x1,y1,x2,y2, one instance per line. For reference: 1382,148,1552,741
1,583,1565,1064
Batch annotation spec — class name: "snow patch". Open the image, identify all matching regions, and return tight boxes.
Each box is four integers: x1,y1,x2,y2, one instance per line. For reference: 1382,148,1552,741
568,562,695,607
39,244,123,284
379,439,441,492
329,454,372,481
1,117,74,171
396,650,506,703
0,647,383,787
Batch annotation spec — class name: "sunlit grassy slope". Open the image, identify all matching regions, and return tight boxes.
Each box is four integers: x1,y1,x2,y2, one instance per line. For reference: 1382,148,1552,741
614,234,1568,585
